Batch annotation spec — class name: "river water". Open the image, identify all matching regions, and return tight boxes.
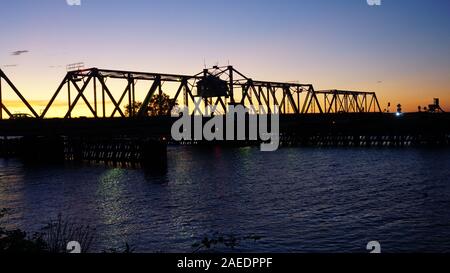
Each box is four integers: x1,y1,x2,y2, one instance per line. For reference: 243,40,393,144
1,146,450,253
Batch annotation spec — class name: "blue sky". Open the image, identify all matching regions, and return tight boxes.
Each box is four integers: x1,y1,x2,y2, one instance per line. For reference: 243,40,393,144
1,0,449,112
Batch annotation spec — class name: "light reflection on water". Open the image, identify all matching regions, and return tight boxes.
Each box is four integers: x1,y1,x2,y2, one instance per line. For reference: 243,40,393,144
1,146,450,253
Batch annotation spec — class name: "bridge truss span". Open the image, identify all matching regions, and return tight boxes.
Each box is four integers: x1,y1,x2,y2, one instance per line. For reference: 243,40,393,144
40,68,204,119
313,89,382,114
1,66,383,120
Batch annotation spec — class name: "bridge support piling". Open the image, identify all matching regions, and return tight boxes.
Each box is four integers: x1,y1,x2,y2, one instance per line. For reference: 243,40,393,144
64,137,167,172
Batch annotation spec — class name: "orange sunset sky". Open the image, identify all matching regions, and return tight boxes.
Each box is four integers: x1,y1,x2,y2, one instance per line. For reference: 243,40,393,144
1,0,449,117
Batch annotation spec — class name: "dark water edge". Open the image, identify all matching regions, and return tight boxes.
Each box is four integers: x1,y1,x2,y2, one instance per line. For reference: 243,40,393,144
1,146,450,253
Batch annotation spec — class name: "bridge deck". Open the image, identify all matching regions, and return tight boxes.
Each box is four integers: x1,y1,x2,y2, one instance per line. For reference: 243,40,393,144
0,113,449,138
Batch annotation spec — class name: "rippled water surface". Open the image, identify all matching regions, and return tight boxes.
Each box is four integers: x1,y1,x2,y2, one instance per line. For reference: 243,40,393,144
1,147,450,252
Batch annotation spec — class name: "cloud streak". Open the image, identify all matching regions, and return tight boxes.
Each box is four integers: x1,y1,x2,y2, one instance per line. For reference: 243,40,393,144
11,50,29,56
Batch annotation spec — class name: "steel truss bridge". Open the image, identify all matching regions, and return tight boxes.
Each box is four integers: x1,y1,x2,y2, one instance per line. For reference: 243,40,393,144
1,67,450,165
0,66,382,119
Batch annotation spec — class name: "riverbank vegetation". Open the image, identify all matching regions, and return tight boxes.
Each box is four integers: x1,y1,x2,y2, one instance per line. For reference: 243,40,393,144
0,209,95,253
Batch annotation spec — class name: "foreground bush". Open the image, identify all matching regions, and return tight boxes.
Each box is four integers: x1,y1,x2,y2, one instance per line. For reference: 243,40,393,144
0,209,95,253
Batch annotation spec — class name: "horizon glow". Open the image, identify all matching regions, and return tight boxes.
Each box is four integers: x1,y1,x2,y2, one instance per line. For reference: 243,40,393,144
1,0,449,116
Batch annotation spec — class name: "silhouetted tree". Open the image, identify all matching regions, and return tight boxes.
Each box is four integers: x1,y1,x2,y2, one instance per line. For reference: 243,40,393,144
148,93,176,116
124,93,176,117
125,101,143,117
